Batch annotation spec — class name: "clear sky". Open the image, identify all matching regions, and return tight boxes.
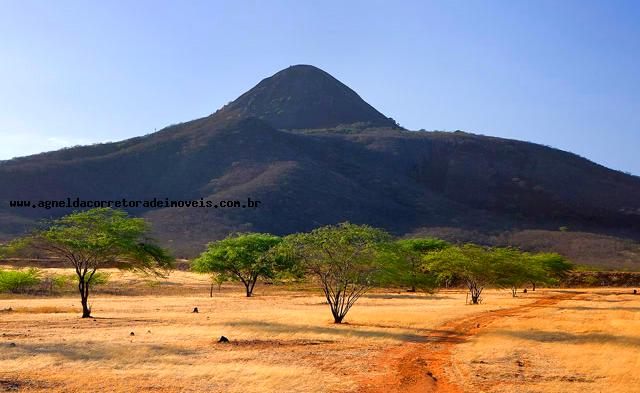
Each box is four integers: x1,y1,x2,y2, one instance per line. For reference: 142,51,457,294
1,0,638,174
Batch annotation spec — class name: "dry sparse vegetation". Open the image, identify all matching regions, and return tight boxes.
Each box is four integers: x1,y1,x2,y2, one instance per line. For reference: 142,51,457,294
1,268,639,392
452,289,640,392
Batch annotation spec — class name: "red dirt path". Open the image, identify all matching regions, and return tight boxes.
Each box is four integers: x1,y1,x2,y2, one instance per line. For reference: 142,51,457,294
357,292,574,393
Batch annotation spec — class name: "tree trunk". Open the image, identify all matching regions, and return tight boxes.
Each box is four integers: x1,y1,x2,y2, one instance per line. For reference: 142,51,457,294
245,276,258,297
531,282,536,291
511,286,517,297
244,281,253,297
331,305,345,323
79,278,91,318
210,281,214,298
467,281,482,304
408,269,417,292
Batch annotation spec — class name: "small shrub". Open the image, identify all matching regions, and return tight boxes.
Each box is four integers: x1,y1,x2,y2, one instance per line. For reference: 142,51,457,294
0,268,42,293
51,274,73,290
69,272,111,286
145,279,161,288
41,274,83,293
583,274,599,286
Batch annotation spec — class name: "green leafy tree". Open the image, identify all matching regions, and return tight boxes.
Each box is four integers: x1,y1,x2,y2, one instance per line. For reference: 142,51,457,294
14,208,173,318
394,238,448,292
527,252,573,290
424,244,500,304
192,233,286,297
282,222,391,323
492,248,531,297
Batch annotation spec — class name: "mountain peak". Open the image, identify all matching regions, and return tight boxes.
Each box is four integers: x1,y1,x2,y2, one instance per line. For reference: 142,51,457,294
219,65,399,130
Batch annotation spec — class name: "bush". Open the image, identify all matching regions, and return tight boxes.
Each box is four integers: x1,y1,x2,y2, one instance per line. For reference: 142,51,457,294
583,274,599,286
43,272,111,293
0,268,42,293
51,274,73,290
72,272,111,286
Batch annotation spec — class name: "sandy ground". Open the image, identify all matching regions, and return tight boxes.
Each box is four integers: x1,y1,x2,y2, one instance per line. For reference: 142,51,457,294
1,269,639,392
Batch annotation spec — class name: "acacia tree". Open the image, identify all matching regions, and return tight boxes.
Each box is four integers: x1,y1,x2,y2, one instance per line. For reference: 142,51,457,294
527,252,573,291
192,233,286,297
282,222,391,323
16,208,173,318
492,248,531,297
394,238,448,292
424,244,500,304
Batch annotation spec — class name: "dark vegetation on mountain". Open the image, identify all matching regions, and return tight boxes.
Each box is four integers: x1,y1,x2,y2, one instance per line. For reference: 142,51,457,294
1,64,639,268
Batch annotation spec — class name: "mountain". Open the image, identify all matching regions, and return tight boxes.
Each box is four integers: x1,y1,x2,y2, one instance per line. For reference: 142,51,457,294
217,65,399,130
1,65,639,268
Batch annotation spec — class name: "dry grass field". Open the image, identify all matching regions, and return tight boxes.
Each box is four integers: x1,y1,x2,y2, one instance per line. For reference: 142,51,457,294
1,267,639,392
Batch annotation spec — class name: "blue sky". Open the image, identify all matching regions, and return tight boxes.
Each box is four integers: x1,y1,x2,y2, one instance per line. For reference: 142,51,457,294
1,0,638,174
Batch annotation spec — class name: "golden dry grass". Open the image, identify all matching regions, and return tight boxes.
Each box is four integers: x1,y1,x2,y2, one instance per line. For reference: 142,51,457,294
1,267,639,392
451,289,640,392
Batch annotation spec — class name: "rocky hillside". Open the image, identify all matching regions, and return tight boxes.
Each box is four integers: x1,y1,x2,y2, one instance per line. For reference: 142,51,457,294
1,65,639,267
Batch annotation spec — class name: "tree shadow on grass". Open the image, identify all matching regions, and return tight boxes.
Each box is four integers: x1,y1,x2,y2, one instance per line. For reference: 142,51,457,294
362,293,453,300
229,320,467,343
556,305,640,312
494,329,640,347
4,342,198,362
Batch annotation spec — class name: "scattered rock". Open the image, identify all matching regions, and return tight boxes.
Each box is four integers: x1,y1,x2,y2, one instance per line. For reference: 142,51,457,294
560,375,591,382
426,371,437,381
8,342,16,347
476,323,480,328
516,360,525,367
0,379,21,391
147,330,152,334
633,289,637,295
130,332,135,336
192,307,199,313
414,358,427,366
218,336,229,343
523,288,528,293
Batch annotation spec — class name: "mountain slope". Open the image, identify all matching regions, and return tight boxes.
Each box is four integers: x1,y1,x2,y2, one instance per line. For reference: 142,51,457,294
1,65,639,267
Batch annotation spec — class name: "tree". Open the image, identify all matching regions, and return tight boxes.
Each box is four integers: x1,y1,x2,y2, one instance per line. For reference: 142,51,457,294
492,248,530,297
282,222,391,323
192,233,286,297
394,238,448,292
14,208,174,318
424,244,499,304
528,252,573,290
207,273,230,297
